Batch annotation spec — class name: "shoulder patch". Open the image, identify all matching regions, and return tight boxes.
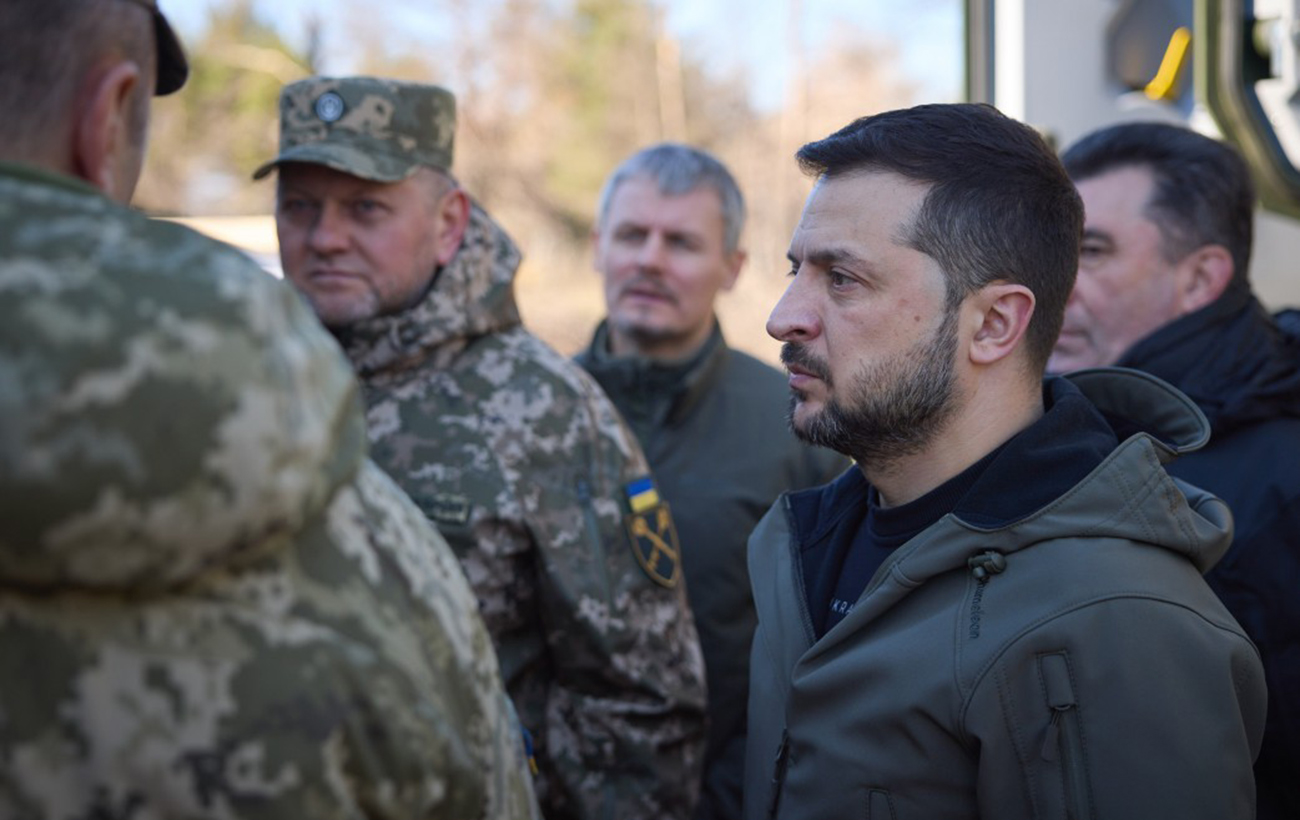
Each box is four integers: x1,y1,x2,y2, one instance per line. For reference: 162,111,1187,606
624,476,680,588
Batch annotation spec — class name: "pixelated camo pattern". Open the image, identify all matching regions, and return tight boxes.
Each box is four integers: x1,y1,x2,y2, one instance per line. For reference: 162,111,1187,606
255,76,457,182
0,161,538,819
336,200,709,819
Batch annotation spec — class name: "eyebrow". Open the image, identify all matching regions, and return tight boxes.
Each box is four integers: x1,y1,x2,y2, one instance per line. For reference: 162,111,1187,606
1081,227,1114,243
787,246,872,269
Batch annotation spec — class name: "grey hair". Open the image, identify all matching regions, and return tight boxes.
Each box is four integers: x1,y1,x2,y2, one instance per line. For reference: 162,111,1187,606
0,0,154,160
596,143,746,253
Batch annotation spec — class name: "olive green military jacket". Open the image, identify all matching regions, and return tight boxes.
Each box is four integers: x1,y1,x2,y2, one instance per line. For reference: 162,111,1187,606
335,202,709,820
0,161,539,820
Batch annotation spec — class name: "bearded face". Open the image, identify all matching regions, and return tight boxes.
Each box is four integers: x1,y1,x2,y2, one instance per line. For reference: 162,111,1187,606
782,305,959,467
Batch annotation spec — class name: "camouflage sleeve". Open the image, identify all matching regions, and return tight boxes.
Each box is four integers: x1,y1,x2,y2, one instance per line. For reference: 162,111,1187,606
524,371,709,820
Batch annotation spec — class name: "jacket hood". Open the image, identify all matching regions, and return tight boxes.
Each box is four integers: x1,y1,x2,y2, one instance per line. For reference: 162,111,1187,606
336,199,523,377
0,162,366,592
1117,285,1300,435
780,368,1230,608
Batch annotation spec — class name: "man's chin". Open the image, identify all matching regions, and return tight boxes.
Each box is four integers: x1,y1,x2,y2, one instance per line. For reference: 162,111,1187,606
306,295,381,330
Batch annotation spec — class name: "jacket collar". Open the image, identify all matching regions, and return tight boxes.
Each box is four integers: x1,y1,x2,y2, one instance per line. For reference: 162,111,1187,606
772,368,1229,659
579,319,729,428
1116,285,1300,433
0,159,106,199
784,367,1220,571
334,199,523,377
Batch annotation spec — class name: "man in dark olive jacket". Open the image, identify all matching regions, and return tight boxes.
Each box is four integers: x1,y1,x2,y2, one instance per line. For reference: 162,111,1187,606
745,103,1266,820
1051,121,1300,820
577,144,846,820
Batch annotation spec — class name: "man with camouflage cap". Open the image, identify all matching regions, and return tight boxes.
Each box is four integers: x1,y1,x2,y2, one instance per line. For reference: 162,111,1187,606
262,75,709,820
0,3,538,818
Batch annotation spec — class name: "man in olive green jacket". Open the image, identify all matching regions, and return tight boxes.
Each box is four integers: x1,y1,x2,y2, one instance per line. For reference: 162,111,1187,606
746,103,1265,819
578,143,845,820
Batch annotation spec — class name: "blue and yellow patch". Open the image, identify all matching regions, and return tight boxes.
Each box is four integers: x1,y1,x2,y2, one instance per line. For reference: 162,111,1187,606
624,477,680,588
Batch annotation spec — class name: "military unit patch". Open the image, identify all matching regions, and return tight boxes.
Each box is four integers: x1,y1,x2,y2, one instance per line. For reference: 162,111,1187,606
625,477,680,588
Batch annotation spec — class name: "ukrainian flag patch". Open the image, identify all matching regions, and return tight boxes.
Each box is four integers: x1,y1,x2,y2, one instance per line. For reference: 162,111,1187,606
625,476,661,513
624,476,680,588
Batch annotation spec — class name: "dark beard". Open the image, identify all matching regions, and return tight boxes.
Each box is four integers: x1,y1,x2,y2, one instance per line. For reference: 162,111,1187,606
783,309,959,467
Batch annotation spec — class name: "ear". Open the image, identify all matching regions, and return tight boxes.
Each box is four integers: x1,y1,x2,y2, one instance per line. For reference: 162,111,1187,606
432,188,472,266
73,61,143,199
966,282,1036,367
1175,244,1234,314
719,248,747,293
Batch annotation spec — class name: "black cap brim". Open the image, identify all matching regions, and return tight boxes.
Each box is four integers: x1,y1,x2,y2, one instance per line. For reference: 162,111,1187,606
152,8,188,95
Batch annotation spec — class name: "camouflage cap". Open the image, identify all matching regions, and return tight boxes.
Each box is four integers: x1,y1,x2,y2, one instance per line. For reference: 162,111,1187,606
119,0,188,95
253,76,456,182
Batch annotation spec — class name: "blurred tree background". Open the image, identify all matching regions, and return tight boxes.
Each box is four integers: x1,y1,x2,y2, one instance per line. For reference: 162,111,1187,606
138,0,935,361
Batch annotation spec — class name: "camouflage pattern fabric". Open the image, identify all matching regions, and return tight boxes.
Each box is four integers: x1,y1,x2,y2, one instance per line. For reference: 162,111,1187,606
334,199,709,820
0,160,539,820
253,76,456,183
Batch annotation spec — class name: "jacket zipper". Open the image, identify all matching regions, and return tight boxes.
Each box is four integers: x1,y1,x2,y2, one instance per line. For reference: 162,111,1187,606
768,728,790,819
1039,652,1093,820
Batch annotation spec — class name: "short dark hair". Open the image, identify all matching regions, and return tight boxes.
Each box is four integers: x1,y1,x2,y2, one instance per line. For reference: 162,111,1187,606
796,103,1083,374
0,0,154,159
1061,122,1254,285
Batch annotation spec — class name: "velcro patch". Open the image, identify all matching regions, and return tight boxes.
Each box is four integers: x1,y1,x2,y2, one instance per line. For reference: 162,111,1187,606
626,502,681,588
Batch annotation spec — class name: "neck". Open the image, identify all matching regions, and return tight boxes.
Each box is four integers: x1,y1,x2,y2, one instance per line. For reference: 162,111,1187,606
865,369,1043,507
608,319,714,362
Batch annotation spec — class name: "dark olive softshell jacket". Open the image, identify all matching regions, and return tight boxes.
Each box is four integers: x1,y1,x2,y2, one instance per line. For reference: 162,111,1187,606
744,368,1267,820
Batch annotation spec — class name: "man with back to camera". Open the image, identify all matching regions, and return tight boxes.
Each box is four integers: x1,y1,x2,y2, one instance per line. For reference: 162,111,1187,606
260,75,708,820
743,103,1267,819
576,143,846,820
1051,121,1300,820
0,2,539,818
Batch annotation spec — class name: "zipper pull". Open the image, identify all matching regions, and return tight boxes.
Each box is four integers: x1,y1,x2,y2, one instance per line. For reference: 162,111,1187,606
968,550,1006,581
1040,709,1063,761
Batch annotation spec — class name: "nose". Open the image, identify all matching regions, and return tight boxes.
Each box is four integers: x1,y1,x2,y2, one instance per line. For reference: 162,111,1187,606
307,203,349,256
635,233,666,272
766,268,821,342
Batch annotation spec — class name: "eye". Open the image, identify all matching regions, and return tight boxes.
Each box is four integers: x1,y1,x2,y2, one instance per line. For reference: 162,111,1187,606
353,199,384,217
828,270,855,289
277,197,317,221
614,226,647,244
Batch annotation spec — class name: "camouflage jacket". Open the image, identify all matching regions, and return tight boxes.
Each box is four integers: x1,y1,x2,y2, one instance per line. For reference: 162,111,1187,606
0,161,538,820
335,201,708,820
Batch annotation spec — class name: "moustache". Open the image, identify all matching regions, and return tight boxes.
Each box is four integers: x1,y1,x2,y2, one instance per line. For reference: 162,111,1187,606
618,276,677,303
780,342,832,386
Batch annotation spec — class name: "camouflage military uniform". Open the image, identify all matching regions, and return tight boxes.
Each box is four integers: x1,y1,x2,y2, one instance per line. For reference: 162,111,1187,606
259,75,710,820
0,159,539,820
340,201,708,819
